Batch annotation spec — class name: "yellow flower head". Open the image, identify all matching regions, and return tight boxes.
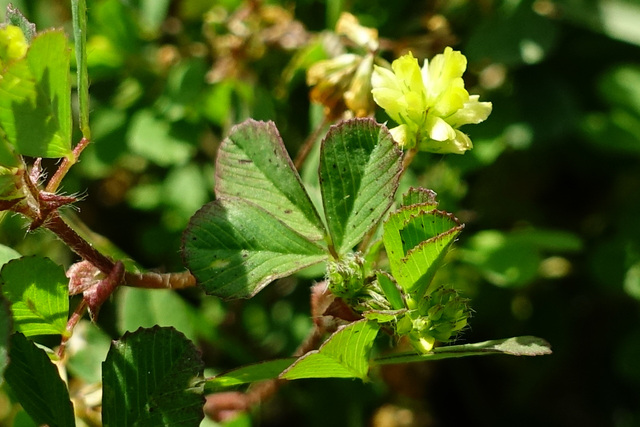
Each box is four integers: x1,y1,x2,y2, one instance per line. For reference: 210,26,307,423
372,48,492,154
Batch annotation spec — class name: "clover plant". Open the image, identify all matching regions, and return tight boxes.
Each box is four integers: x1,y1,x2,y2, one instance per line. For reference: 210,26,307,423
0,4,550,426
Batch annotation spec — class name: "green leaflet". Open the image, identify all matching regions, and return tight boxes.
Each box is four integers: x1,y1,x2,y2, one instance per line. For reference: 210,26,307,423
319,118,402,255
183,197,327,299
383,199,464,296
216,119,326,243
281,319,380,381
0,30,72,159
0,256,69,337
102,326,204,427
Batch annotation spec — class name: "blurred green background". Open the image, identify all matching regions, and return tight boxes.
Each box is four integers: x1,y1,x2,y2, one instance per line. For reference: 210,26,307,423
1,0,640,426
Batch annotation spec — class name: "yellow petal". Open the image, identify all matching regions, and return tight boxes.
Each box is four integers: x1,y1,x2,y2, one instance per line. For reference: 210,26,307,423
392,53,426,100
425,47,467,104
389,124,410,147
427,116,456,141
371,64,401,92
448,96,493,127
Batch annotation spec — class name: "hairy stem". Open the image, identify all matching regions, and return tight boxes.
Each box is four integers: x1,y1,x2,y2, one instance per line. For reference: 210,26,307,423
46,137,90,193
45,211,116,275
124,270,197,289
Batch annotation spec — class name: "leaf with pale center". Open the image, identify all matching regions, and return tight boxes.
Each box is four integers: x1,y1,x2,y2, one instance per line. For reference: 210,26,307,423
102,326,204,427
0,30,72,159
383,204,463,296
182,197,327,299
281,319,380,380
319,118,402,255
0,256,69,337
374,336,552,365
216,119,326,243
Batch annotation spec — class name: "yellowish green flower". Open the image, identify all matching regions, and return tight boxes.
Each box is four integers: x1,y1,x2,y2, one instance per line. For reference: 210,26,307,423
371,48,492,154
0,25,28,70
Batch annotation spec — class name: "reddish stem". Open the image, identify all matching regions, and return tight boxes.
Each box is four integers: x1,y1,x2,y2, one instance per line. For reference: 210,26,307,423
123,270,197,289
45,212,116,275
57,299,88,359
46,137,90,193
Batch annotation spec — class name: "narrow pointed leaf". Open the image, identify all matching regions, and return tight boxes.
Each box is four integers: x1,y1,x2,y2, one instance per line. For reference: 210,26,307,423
384,206,463,296
319,118,402,254
4,332,75,427
0,30,72,158
216,119,326,242
71,0,90,138
204,358,296,392
102,326,205,427
0,256,69,336
376,271,404,310
374,336,552,365
183,197,327,299
281,319,380,380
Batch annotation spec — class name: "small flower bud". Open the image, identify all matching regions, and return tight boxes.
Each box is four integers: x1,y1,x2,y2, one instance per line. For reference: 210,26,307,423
327,252,365,298
0,25,28,70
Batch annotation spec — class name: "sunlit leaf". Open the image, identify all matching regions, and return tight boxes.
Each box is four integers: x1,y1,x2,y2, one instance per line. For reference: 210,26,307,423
0,30,72,158
102,326,204,427
4,332,75,427
0,256,69,337
216,119,326,243
183,197,327,299
319,118,402,254
281,320,380,380
383,203,463,296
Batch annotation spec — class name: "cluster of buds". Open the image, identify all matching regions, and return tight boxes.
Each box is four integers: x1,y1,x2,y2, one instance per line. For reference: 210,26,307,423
326,252,366,298
326,251,471,354
397,286,471,353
